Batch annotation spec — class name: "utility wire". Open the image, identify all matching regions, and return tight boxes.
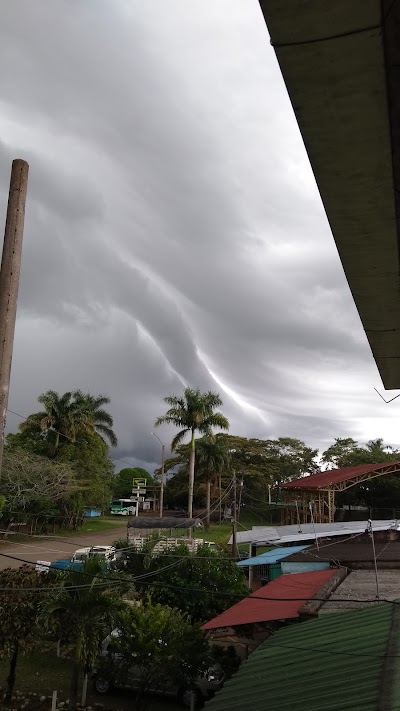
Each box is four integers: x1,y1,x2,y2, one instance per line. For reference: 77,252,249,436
1,548,400,605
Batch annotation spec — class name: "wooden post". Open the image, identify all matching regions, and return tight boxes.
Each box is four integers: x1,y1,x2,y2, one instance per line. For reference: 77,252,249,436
0,159,29,480
51,691,57,711
81,674,88,707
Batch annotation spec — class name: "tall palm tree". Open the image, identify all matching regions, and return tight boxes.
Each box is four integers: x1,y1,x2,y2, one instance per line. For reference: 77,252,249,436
72,391,118,447
41,560,124,711
195,436,231,527
155,388,229,518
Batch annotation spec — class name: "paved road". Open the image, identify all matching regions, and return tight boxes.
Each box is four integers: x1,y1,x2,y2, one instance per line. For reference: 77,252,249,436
0,525,128,569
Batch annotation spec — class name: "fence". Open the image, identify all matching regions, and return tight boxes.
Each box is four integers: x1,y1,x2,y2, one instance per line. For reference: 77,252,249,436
0,512,85,536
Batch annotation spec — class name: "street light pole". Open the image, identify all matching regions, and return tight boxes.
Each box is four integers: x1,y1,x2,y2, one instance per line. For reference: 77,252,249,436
151,432,165,518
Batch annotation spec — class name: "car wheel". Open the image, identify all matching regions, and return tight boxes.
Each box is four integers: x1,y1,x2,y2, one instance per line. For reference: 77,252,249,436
178,686,203,709
93,676,112,695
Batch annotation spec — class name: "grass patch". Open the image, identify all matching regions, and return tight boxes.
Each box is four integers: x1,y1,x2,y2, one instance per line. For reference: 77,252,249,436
0,651,180,711
192,512,274,548
56,515,128,537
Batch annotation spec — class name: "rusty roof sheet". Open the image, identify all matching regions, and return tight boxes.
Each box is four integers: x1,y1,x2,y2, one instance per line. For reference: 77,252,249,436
282,461,400,490
201,569,337,630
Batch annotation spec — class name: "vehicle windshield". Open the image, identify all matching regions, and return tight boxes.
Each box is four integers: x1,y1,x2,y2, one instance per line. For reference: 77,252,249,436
74,553,87,561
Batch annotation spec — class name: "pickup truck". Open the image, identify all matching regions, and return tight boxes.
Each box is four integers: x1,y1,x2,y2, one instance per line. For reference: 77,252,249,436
35,545,117,573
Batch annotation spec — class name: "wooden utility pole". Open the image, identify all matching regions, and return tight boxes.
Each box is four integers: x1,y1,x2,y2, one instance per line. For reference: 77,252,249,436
231,471,237,560
159,443,165,518
0,159,29,479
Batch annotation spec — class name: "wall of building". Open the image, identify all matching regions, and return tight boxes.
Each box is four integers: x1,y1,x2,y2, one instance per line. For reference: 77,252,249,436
281,561,330,575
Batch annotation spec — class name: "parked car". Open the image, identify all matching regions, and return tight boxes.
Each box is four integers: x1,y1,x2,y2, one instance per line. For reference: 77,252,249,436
92,630,225,708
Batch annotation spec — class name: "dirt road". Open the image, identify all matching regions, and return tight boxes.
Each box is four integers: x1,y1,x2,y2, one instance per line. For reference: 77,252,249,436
0,525,128,569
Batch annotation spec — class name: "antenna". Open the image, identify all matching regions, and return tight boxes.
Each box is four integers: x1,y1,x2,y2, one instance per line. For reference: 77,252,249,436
374,387,400,404
368,519,380,600
295,500,302,533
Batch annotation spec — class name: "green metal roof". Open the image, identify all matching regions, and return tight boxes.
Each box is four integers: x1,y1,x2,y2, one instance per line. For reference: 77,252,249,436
206,603,396,711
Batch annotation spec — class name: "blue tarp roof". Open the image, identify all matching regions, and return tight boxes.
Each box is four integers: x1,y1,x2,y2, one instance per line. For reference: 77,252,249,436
237,545,309,567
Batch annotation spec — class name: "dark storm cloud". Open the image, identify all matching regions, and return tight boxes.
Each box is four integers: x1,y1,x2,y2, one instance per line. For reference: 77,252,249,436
1,0,397,469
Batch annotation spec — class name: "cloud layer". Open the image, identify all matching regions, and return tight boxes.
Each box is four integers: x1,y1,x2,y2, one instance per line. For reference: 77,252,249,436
1,0,398,471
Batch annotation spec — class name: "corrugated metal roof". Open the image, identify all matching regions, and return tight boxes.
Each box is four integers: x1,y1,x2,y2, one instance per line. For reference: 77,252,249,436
282,462,400,490
205,602,394,711
230,520,398,545
283,541,400,564
201,569,337,630
237,545,309,567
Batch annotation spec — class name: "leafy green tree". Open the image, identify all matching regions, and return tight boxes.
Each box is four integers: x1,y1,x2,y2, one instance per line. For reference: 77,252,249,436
121,544,248,624
161,434,317,509
155,389,229,517
1,449,79,519
113,467,155,499
322,437,399,469
0,567,52,700
41,559,126,711
101,602,209,710
5,391,117,516
322,437,400,511
58,432,115,510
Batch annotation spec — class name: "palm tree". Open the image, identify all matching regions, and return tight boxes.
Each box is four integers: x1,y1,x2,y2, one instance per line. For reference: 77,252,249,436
41,560,124,711
21,390,77,453
155,388,229,518
72,391,118,447
21,390,118,454
195,436,231,528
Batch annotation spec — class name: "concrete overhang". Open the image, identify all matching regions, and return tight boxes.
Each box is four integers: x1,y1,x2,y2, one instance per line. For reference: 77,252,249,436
259,0,400,388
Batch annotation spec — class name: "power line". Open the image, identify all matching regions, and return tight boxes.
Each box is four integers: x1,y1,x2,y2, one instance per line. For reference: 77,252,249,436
2,548,400,606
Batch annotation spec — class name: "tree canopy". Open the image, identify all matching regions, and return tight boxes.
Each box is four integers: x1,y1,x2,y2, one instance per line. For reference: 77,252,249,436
0,567,54,700
120,543,248,625
102,602,209,710
3,390,117,521
321,437,400,510
20,389,117,453
41,559,126,711
161,434,318,510
112,467,155,499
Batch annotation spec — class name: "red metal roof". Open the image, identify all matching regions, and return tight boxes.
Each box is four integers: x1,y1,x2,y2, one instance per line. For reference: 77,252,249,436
201,569,337,630
281,461,400,490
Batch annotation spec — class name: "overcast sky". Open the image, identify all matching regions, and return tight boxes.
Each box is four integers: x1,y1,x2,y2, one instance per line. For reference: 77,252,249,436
1,0,399,472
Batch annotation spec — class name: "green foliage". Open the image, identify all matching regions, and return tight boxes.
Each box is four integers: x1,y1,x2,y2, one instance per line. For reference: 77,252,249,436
121,543,248,624
1,449,80,519
102,601,209,710
57,432,114,510
4,390,117,518
0,567,53,699
322,437,400,510
18,389,117,453
41,559,127,711
113,467,155,499
162,434,318,508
